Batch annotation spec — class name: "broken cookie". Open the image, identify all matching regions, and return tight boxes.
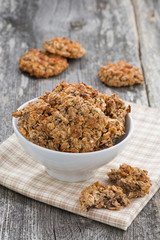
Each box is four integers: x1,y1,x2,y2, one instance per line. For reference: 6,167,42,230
19,49,68,78
79,181,130,212
98,60,144,87
43,37,85,58
107,164,152,198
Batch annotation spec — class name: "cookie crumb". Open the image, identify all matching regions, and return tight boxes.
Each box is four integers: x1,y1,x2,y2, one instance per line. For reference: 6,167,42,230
150,13,155,20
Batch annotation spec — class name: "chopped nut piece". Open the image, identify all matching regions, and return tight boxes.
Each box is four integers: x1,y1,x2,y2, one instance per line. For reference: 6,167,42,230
19,49,68,78
43,37,85,58
79,181,130,211
12,81,130,153
107,164,152,198
98,60,144,87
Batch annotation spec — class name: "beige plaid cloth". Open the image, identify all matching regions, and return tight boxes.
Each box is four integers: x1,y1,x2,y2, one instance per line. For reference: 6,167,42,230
0,103,160,230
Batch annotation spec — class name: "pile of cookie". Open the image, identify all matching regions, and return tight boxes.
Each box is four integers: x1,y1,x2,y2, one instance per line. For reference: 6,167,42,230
79,164,152,211
12,81,130,153
19,37,85,78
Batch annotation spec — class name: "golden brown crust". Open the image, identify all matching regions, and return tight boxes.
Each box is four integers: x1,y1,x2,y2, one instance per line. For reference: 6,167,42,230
12,81,130,153
19,49,68,78
107,164,152,198
43,37,85,58
79,181,130,211
98,60,144,87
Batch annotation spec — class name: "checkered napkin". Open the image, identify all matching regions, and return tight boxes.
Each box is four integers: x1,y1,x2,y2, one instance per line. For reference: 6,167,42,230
0,103,160,230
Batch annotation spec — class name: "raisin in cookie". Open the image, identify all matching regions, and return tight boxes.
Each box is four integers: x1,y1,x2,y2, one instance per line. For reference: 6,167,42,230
19,49,68,78
43,37,85,58
98,60,144,87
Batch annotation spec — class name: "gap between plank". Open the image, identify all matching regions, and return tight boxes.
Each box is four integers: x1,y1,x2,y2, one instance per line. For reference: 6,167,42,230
130,0,150,107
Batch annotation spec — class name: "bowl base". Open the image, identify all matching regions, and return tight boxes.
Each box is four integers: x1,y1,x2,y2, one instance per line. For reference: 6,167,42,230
46,168,96,183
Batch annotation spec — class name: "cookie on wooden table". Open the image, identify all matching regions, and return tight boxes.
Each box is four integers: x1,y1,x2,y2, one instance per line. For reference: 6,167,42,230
43,37,85,58
98,60,144,87
19,49,68,78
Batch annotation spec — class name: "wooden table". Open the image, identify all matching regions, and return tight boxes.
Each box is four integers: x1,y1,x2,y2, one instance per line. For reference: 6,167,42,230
0,0,160,239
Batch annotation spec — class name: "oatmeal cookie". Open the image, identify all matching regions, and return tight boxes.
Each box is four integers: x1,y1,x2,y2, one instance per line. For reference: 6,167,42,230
107,164,152,198
105,93,131,126
12,81,130,153
79,181,130,211
43,37,85,58
19,49,68,78
98,60,144,87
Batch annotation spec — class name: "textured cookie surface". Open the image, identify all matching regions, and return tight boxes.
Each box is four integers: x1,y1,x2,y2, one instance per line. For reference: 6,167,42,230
107,164,152,198
79,181,130,211
98,60,144,87
12,81,130,153
19,49,68,78
43,37,85,58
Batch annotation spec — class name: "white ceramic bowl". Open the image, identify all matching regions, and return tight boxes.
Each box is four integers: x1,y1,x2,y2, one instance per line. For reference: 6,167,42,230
12,98,134,182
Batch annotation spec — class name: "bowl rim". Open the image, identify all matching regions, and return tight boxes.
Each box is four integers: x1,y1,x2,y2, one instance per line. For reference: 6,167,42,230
12,98,134,156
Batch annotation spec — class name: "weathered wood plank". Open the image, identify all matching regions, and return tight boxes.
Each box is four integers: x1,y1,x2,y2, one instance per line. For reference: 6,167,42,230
32,0,148,104
0,185,159,240
132,0,160,108
0,0,159,239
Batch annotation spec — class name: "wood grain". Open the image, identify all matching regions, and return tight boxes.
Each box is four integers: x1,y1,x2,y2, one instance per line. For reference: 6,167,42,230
0,0,159,239
132,0,160,108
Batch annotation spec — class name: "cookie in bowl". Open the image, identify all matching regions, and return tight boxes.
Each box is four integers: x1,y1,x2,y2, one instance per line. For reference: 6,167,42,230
12,82,133,182
12,81,130,153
